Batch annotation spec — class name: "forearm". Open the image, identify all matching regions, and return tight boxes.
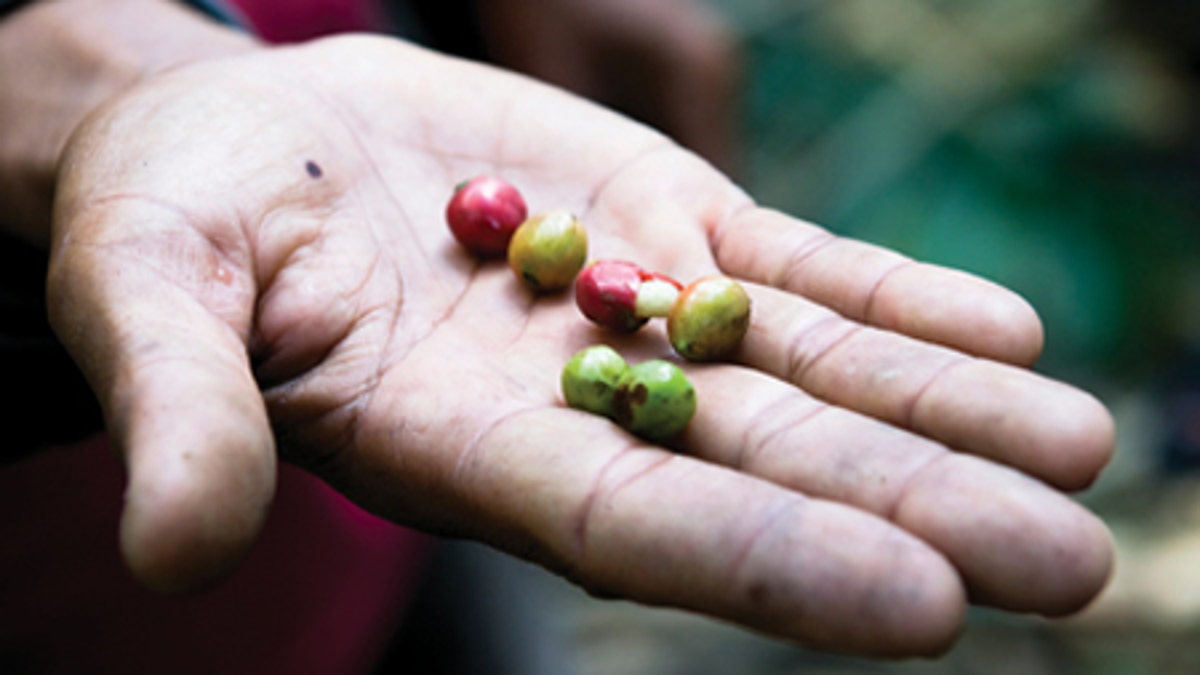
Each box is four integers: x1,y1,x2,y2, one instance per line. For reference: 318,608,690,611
0,0,259,248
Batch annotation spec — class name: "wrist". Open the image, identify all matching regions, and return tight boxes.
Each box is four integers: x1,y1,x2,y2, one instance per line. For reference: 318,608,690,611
0,0,261,247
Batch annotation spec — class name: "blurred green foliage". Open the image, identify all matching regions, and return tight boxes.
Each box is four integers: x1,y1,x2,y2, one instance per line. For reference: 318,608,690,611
721,0,1200,382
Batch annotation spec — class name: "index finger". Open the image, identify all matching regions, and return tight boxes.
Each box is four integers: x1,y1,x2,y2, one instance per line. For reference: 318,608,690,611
712,207,1045,366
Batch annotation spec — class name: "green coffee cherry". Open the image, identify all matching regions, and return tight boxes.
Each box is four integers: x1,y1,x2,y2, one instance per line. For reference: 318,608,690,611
611,359,697,441
561,345,629,417
507,209,588,292
667,275,751,361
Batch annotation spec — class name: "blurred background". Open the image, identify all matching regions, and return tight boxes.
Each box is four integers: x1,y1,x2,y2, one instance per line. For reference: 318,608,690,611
392,0,1200,673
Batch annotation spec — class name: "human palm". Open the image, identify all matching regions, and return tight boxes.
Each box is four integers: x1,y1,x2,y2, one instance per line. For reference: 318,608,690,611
48,36,1113,656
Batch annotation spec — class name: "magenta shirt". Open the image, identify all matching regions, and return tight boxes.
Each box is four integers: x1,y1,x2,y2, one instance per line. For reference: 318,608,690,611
2,438,430,673
228,0,390,43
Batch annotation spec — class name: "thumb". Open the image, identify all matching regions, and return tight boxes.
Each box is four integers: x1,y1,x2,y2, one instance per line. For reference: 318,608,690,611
48,205,275,593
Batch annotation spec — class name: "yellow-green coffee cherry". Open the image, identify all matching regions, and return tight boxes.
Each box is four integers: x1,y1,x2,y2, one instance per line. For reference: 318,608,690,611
611,359,696,441
667,275,751,361
507,209,588,292
561,345,629,418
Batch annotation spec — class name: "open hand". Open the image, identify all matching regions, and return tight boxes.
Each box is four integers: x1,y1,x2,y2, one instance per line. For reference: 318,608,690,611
48,36,1113,657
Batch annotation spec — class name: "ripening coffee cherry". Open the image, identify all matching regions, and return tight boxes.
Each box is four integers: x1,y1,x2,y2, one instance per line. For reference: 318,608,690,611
667,275,751,361
507,209,588,292
445,175,528,257
575,260,683,333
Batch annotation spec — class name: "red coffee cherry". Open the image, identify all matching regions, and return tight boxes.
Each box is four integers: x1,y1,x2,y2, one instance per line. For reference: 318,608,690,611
445,175,528,257
575,260,682,333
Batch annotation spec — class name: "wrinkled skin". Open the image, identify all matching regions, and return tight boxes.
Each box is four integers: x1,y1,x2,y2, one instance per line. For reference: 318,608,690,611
48,37,1114,657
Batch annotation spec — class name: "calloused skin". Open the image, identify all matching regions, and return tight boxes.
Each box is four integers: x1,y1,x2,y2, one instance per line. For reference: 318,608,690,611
48,36,1113,657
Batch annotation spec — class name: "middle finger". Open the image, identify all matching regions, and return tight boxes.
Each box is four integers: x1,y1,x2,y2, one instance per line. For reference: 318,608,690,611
736,284,1114,490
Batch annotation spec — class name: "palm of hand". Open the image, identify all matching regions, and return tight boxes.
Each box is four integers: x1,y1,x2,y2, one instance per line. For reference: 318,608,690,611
48,37,1114,656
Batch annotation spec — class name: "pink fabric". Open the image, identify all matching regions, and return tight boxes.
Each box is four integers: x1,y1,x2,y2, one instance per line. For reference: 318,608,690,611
0,437,430,673
228,0,390,43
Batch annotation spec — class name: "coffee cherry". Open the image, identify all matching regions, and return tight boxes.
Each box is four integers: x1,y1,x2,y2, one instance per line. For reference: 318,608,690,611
507,210,589,292
445,175,528,257
667,275,751,361
611,359,696,441
561,345,630,417
575,260,683,333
